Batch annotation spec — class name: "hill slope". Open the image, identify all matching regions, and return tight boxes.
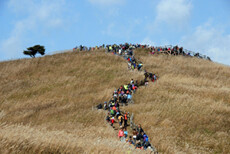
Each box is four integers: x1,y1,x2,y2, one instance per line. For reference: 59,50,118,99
129,49,230,153
0,49,230,153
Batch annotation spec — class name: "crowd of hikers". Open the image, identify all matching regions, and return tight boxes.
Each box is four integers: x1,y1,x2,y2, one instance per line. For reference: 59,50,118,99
94,44,158,152
73,43,211,61
73,43,211,152
148,45,211,60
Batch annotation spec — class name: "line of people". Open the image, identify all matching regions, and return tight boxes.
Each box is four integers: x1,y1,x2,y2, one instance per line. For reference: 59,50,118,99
73,43,211,61
149,45,211,61
106,44,144,71
104,78,154,150
97,44,157,151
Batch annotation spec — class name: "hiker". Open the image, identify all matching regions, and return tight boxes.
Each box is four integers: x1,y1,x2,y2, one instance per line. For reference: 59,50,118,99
113,93,118,102
111,99,115,107
137,63,143,71
116,111,121,119
79,45,83,51
115,102,119,108
133,129,138,144
124,127,128,138
109,45,112,52
131,63,135,70
124,112,128,127
118,128,124,139
118,114,123,126
149,73,153,81
143,133,148,143
123,93,127,105
128,62,132,69
137,131,144,147
128,136,134,145
127,93,132,103
144,71,149,80
143,140,151,150
106,113,110,122
131,84,136,93
110,117,115,127
110,109,115,116
112,105,117,111
144,78,148,86
143,133,151,149
119,48,122,55
96,104,102,109
135,80,139,87
135,140,143,149
153,74,157,81
104,101,108,110
137,124,144,135
130,79,134,84
124,85,128,91
133,62,136,69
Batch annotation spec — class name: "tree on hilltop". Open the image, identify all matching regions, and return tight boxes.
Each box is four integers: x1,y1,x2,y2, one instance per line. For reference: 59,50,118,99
23,45,45,58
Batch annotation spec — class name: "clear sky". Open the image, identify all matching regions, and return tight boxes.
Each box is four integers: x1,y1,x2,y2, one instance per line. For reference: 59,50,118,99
0,0,230,65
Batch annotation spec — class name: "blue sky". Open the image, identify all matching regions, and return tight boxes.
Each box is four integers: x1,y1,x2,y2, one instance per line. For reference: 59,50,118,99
0,0,230,65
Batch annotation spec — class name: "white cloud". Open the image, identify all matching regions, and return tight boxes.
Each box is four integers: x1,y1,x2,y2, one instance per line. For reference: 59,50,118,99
0,17,36,59
156,0,192,25
88,0,124,5
0,0,71,60
181,22,230,65
1,35,22,60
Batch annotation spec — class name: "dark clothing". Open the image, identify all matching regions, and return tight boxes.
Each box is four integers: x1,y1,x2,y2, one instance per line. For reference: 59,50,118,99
106,116,110,122
137,127,144,135
124,119,127,127
136,133,143,141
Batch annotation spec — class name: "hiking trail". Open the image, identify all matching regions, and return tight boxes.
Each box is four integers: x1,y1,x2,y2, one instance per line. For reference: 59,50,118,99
95,44,158,153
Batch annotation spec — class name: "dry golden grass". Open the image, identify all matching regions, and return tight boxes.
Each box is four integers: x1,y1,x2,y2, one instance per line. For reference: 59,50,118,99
0,50,144,154
0,49,229,153
125,49,230,153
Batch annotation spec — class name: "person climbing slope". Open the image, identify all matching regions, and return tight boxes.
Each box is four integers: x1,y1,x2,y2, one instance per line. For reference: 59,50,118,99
118,114,124,126
118,128,124,140
137,63,143,71
124,112,128,127
137,124,144,135
124,127,128,138
106,113,110,123
110,116,115,127
128,136,134,145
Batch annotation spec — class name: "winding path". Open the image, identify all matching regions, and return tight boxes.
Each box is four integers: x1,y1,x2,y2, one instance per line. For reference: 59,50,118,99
101,46,158,153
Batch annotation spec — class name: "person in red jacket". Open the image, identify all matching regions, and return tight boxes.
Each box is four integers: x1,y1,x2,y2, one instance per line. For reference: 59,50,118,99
124,112,128,127
110,117,115,127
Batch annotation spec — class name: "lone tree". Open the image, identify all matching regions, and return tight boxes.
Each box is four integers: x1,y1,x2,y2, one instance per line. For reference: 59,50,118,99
23,45,45,58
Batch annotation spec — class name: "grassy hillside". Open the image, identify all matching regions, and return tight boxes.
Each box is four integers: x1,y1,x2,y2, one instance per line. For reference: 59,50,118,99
0,50,143,153
0,49,230,153
128,49,230,153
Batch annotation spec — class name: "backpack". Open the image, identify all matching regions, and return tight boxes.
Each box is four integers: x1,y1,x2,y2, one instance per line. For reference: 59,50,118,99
118,115,123,121
124,114,128,120
143,134,148,141
111,110,115,115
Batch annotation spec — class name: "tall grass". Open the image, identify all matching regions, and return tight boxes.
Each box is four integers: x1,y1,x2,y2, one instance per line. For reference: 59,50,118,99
0,49,229,153
126,49,230,153
0,50,143,153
